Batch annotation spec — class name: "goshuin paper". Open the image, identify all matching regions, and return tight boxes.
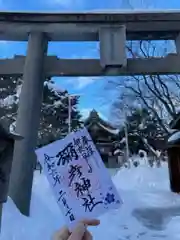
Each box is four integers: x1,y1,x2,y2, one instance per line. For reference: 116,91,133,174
36,127,122,229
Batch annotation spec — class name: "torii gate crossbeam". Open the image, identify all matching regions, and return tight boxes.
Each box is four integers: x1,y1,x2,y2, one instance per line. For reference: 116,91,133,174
1,54,180,76
0,11,180,41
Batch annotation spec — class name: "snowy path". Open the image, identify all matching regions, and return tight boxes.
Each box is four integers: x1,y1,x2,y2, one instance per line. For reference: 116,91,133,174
133,205,180,231
2,163,180,239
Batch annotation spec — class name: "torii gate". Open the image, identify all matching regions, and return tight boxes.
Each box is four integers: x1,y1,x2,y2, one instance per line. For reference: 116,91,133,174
1,11,180,218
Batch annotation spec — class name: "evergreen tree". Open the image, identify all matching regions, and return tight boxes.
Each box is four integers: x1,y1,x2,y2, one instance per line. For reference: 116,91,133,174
0,76,20,129
119,107,166,154
0,77,82,147
38,81,82,147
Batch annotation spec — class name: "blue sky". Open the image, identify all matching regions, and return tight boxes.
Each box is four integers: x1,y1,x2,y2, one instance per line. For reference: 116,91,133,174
1,0,180,121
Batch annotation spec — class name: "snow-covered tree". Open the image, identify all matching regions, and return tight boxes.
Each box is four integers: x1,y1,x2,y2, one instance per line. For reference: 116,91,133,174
38,81,82,147
119,107,166,155
0,77,82,146
0,76,20,129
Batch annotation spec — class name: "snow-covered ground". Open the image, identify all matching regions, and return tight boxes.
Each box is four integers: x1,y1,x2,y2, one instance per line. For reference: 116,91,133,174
2,162,180,239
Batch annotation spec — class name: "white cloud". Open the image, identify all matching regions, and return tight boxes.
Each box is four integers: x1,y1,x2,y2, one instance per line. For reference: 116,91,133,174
81,108,108,121
68,77,99,90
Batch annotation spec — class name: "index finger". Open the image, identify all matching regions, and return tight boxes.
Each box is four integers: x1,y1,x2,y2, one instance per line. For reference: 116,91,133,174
81,219,100,226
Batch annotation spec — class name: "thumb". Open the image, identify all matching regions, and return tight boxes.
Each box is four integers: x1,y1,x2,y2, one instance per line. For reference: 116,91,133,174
68,223,86,240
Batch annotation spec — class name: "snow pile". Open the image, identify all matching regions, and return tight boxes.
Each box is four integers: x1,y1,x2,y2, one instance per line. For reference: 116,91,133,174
1,173,64,240
2,163,180,239
168,131,180,143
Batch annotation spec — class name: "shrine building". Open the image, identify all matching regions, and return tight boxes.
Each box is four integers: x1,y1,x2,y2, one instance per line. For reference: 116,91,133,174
84,110,120,168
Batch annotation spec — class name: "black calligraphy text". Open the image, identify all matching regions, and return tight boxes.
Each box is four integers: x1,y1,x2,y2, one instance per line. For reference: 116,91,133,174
58,190,75,222
68,164,82,187
82,194,103,212
69,162,102,213
44,154,61,186
73,135,94,173
56,143,78,166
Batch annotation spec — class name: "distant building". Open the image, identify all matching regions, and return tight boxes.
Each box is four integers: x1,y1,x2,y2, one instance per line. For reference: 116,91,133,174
84,109,121,168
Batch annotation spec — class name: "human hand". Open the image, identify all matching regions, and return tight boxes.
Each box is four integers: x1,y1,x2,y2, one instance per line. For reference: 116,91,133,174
53,219,100,240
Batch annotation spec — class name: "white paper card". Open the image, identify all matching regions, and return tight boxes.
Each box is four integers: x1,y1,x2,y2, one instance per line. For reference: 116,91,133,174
36,127,122,229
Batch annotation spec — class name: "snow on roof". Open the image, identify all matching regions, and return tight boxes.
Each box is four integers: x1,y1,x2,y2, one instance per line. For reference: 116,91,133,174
98,122,119,135
168,131,180,143
120,137,126,144
114,149,123,155
85,110,119,133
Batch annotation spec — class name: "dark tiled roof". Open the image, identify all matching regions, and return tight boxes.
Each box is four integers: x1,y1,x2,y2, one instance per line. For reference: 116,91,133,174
84,109,119,135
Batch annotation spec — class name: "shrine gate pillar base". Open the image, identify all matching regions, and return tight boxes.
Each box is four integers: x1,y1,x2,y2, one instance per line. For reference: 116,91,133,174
8,32,48,216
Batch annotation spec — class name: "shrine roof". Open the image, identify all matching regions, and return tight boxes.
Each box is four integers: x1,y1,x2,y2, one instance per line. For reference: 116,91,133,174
84,110,119,135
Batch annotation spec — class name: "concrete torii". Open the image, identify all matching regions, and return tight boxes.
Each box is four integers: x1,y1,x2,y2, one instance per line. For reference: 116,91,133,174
0,11,180,218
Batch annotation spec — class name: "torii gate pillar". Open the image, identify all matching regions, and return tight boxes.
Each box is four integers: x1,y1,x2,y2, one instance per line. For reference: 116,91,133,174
8,32,48,216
